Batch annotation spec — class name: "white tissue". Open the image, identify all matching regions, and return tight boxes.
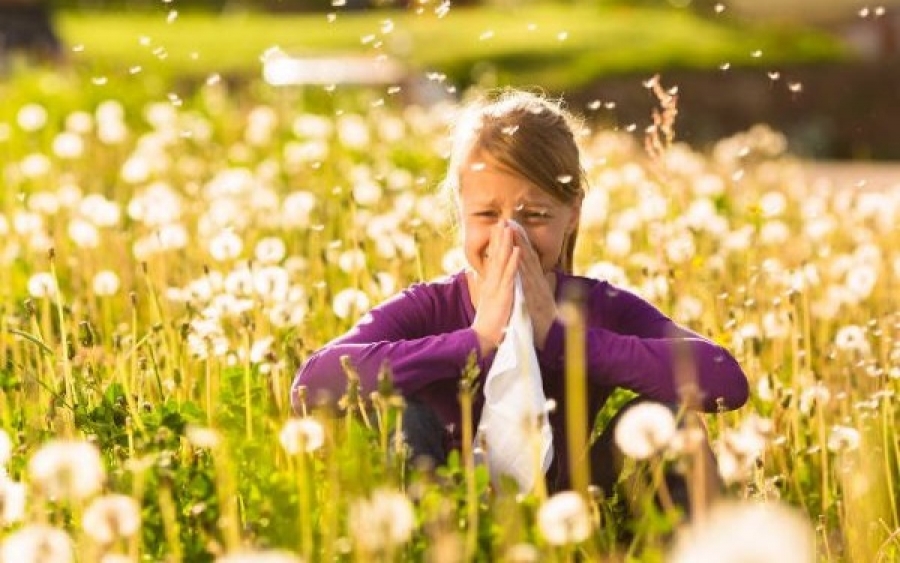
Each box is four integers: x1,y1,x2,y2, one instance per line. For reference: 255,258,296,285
476,222,554,492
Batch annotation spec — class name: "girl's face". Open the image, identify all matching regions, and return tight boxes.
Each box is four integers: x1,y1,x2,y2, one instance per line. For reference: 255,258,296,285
458,153,581,278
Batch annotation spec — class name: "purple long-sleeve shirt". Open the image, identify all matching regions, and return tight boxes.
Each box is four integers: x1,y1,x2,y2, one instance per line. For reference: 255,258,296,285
293,270,748,477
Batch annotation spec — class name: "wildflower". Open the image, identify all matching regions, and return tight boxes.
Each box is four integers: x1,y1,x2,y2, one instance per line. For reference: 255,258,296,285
349,488,415,552
68,218,100,249
337,113,370,149
27,272,58,299
0,430,11,466
250,337,275,364
504,543,540,562
332,288,370,320
254,237,287,264
279,417,325,454
799,383,830,415
253,266,290,301
614,402,676,460
827,425,861,452
605,229,632,257
0,476,26,525
185,425,221,449
1,525,72,563
20,153,52,178
208,230,243,262
280,191,316,229
29,439,105,501
82,494,141,544
293,113,333,139
844,265,877,301
352,180,383,207
92,270,121,297
215,549,303,563
668,500,815,563
17,103,48,132
537,491,593,545
52,132,84,160
79,194,121,227
338,249,367,274
834,325,871,354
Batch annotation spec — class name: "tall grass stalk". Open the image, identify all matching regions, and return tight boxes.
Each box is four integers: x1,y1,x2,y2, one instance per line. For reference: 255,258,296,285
560,293,589,497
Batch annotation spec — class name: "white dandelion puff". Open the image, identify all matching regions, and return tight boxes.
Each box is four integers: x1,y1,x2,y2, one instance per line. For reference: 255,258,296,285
27,272,58,299
834,325,870,354
17,103,49,132
1,525,73,563
82,494,141,544
28,439,105,500
0,477,26,525
92,270,121,297
279,417,325,454
537,491,593,545
209,231,244,262
349,488,416,552
185,425,221,449
668,500,815,563
827,425,860,452
332,288,370,320
613,402,676,460
254,237,287,264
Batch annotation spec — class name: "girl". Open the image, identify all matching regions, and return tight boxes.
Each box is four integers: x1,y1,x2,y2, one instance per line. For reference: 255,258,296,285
292,89,749,496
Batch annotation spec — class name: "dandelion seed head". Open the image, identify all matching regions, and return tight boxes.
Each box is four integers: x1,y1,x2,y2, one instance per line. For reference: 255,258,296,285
537,491,592,545
17,103,49,132
279,417,325,454
827,425,860,452
28,439,105,500
669,500,815,563
27,272,58,299
186,425,221,449
332,288,370,320
614,402,676,459
349,488,416,551
1,525,72,563
92,270,121,297
82,494,141,544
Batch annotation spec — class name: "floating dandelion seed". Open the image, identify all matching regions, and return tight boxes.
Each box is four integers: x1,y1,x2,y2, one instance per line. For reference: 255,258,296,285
92,76,108,86
557,31,568,41
479,29,495,40
1,525,73,563
72,43,84,52
859,7,870,17
279,417,325,454
327,12,337,22
788,81,803,93
166,9,178,23
435,1,450,17
381,19,394,33
537,491,593,545
768,71,781,81
349,489,416,552
82,494,141,544
751,50,763,58
875,6,886,16
714,3,725,13
614,402,676,459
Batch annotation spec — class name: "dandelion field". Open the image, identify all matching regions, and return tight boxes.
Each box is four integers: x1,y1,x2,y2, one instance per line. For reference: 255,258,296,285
1,54,899,562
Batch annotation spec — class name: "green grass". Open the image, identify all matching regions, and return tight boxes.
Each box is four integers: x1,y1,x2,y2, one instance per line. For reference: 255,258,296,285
56,5,849,91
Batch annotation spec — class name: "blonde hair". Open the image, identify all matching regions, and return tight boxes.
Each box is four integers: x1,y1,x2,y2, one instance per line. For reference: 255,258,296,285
441,89,586,273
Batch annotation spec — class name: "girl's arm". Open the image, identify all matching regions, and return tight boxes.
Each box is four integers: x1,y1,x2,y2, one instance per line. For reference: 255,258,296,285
291,285,484,412
537,284,749,412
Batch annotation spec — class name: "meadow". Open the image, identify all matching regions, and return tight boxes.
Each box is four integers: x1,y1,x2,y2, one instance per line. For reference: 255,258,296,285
0,6,898,563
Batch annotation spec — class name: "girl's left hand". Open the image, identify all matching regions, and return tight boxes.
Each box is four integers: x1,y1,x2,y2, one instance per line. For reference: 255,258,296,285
510,226,557,350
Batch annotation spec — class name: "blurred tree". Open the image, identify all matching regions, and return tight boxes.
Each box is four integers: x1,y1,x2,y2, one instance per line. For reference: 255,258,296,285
0,0,64,62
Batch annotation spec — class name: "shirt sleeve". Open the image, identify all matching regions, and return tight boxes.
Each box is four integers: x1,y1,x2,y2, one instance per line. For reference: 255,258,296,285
537,281,748,412
291,283,484,412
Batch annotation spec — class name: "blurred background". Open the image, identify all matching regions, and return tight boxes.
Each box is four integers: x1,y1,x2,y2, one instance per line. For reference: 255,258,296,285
2,0,900,160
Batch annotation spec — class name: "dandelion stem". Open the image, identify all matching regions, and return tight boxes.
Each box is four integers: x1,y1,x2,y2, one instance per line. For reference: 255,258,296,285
560,293,590,497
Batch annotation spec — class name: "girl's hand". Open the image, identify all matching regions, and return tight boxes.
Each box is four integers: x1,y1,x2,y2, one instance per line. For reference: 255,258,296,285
471,222,520,355
511,225,558,350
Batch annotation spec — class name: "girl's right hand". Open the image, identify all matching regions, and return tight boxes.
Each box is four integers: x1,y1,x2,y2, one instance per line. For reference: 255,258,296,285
471,222,520,355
